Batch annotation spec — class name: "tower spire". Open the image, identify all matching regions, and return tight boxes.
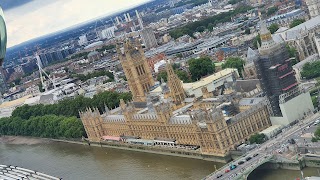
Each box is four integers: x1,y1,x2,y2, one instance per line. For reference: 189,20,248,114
118,38,155,102
166,61,186,105
258,20,279,55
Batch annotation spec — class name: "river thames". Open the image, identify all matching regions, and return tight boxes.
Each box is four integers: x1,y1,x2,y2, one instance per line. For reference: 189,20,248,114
0,142,319,180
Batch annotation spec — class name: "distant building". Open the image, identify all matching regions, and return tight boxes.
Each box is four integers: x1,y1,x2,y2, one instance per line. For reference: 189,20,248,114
140,28,158,49
78,35,88,46
266,9,307,27
36,48,74,67
87,51,100,62
0,67,7,93
100,26,117,40
305,0,320,18
255,21,314,125
146,53,166,72
273,16,320,61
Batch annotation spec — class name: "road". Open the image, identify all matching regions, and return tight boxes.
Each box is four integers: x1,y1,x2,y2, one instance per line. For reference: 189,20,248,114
205,112,320,180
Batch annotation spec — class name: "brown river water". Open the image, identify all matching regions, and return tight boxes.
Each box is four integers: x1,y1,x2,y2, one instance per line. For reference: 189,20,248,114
0,141,319,180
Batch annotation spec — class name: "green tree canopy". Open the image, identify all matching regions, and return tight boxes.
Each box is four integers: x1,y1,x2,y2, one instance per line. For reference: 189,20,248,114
315,126,320,138
73,70,114,82
249,133,267,144
301,61,320,79
290,19,305,28
253,34,261,49
12,91,132,119
286,45,298,65
188,57,215,81
157,69,191,83
268,23,279,34
222,57,245,77
267,6,278,16
244,28,251,34
169,6,252,39
0,115,85,139
157,71,167,82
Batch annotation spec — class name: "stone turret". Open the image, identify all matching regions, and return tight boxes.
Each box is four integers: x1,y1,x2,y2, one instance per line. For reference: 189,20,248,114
258,21,280,55
118,38,155,102
166,62,186,105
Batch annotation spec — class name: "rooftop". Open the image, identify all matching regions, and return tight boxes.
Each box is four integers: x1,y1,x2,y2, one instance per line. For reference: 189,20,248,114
239,97,266,106
151,68,237,93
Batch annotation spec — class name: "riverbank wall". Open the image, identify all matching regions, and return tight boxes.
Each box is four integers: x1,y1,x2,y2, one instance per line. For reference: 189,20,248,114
51,139,232,163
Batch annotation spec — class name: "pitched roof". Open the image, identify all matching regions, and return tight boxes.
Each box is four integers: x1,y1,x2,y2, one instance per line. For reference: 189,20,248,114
246,47,258,63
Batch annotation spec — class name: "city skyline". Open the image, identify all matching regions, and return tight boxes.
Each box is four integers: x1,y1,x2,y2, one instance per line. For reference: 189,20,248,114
1,0,150,47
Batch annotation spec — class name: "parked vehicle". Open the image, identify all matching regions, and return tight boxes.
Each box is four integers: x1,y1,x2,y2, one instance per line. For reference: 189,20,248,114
225,169,230,173
230,164,237,170
245,157,252,161
216,174,223,178
238,161,244,165
253,153,259,157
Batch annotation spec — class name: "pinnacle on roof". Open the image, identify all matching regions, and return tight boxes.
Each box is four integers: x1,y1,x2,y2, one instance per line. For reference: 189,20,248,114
246,47,258,63
259,20,270,35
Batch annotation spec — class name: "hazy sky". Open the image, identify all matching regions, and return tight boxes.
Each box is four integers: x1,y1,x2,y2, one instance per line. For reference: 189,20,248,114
2,0,150,47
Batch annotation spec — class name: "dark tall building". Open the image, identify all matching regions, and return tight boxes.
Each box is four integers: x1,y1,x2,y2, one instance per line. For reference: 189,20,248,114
254,21,298,116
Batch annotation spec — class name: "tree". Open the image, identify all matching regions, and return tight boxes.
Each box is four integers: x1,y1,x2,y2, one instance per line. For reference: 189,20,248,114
253,35,261,49
169,6,253,39
188,57,215,81
286,45,298,65
157,71,168,82
312,137,318,142
228,0,242,4
268,23,279,34
73,70,114,82
249,133,267,144
244,28,250,34
157,69,191,83
290,19,305,28
0,115,86,139
222,57,245,77
176,53,183,58
315,126,320,138
176,70,191,83
267,6,278,16
12,91,132,119
301,61,320,79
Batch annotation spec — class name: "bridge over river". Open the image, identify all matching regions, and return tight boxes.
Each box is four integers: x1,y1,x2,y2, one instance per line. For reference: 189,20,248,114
204,112,320,180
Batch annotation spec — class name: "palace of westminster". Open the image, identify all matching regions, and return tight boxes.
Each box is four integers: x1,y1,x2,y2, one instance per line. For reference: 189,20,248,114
80,21,314,156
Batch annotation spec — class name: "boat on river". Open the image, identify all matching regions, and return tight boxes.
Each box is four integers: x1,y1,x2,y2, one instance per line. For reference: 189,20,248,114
0,164,61,180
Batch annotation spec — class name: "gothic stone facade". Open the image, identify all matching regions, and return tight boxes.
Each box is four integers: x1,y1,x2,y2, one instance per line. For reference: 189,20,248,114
80,99,271,156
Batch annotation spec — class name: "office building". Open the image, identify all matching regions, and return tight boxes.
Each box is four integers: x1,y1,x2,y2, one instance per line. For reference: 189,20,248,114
305,0,320,18
78,35,88,46
140,28,158,49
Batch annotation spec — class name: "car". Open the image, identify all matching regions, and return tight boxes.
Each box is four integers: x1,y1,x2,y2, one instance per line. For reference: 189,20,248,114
225,169,230,173
253,153,259,157
216,174,223,178
230,164,237,170
245,157,252,161
238,161,244,165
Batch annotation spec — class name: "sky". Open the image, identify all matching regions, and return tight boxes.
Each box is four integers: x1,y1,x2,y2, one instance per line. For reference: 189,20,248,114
1,0,150,47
